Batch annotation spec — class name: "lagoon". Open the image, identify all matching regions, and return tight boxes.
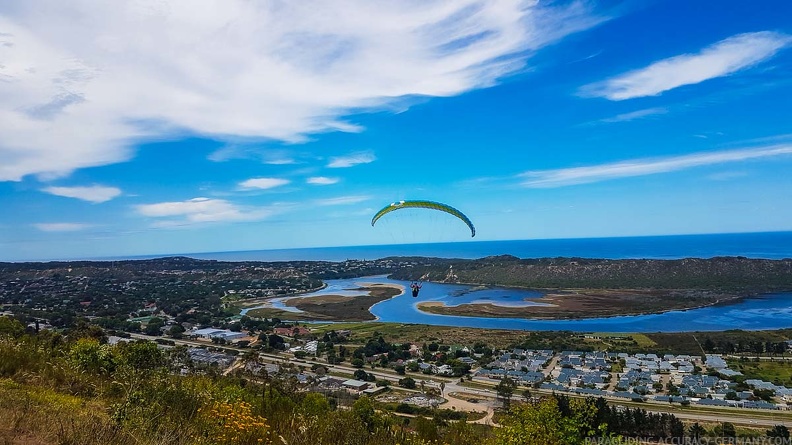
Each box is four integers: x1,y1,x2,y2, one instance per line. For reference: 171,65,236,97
244,276,792,333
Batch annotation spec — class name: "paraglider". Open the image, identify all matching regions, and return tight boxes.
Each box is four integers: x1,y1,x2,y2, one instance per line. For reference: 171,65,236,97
370,200,475,237
410,281,422,297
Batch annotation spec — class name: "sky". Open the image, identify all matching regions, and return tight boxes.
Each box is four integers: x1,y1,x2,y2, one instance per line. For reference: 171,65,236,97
1,0,792,261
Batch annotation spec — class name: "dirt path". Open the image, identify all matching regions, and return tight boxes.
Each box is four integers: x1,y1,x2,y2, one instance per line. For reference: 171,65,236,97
223,358,244,376
442,392,495,425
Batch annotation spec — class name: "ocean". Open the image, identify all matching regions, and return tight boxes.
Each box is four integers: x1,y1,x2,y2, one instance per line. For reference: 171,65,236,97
185,231,792,262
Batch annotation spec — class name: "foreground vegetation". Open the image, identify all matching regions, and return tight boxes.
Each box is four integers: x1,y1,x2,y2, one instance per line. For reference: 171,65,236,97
3,316,792,444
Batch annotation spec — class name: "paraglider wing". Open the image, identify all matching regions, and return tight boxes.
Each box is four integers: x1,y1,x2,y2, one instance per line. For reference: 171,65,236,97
370,200,475,237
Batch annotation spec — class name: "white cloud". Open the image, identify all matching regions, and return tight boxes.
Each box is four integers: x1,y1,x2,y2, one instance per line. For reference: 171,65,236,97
136,197,277,224
327,151,376,168
581,31,791,100
238,177,290,190
599,107,667,123
519,144,792,188
307,176,339,185
41,185,122,203
34,222,91,232
264,158,298,165
0,1,602,181
315,195,370,206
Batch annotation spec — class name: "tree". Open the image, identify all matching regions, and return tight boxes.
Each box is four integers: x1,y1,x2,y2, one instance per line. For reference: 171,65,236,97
713,422,736,438
0,317,25,337
494,397,592,445
143,317,165,335
168,323,185,336
688,422,705,440
767,425,790,439
300,392,331,417
398,377,416,389
394,365,406,375
352,396,378,432
495,377,517,410
117,340,164,371
414,416,439,442
753,388,775,402
69,338,115,374
440,381,446,397
268,334,285,349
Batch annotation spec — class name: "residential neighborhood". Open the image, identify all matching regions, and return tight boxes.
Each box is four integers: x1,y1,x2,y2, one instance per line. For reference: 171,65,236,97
149,322,792,414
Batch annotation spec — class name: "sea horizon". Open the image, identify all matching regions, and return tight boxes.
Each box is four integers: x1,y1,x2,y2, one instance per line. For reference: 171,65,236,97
19,230,791,264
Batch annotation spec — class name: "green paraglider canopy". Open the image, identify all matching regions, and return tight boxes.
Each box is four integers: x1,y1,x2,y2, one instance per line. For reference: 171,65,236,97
371,200,475,237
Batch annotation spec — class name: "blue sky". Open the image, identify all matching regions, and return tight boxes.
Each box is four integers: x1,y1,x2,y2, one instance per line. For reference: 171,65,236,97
1,0,791,261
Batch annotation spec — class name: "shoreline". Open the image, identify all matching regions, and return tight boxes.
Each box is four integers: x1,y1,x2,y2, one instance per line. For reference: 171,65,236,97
245,282,404,322
237,282,329,308
242,275,779,324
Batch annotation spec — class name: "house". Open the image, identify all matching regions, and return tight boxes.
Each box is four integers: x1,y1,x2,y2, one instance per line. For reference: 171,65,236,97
696,399,730,407
705,355,728,370
436,364,453,375
342,379,369,391
418,362,433,373
459,357,477,365
317,377,346,389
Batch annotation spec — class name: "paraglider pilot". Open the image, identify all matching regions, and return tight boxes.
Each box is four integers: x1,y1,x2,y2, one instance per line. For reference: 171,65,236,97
410,281,422,298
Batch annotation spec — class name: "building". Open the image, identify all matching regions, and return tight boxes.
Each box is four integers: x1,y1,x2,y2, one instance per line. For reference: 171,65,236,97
342,379,369,391
192,328,246,341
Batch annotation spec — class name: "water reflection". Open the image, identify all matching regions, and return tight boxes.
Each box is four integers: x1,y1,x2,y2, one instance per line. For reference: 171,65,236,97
243,276,792,332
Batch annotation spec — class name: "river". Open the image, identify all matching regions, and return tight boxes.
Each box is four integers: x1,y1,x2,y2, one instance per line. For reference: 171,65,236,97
241,276,792,333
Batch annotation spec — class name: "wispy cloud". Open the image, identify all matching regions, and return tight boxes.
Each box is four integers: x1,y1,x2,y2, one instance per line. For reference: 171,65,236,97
307,176,339,185
136,197,278,224
264,158,298,165
34,222,91,232
581,31,791,100
0,1,603,181
599,107,667,123
41,185,122,203
315,195,370,206
207,146,299,165
238,178,290,190
519,145,792,188
327,152,376,168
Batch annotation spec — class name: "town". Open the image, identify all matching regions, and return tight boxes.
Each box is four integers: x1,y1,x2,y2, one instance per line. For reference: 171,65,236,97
97,319,792,417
